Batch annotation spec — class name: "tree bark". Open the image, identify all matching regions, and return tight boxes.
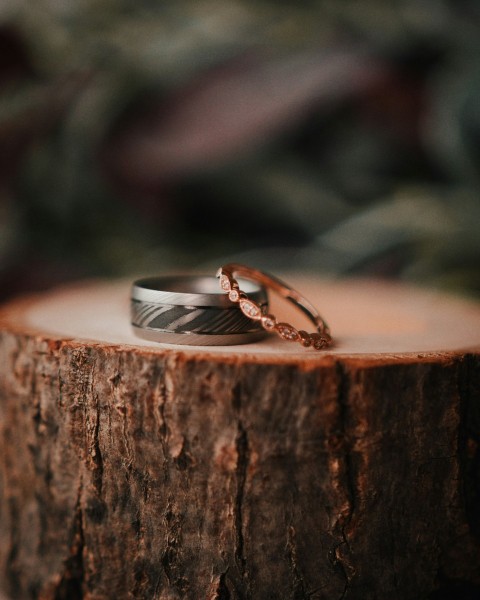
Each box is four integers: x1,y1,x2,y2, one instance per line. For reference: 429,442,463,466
0,278,479,599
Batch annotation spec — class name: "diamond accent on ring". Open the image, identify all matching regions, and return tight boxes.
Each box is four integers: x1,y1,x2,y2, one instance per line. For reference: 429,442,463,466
217,264,332,351
298,330,312,347
311,333,326,350
261,314,276,330
276,323,299,341
220,274,231,292
239,299,262,320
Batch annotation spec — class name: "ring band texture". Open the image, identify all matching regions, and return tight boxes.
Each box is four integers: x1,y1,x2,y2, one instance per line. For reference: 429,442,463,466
131,276,268,345
217,263,332,350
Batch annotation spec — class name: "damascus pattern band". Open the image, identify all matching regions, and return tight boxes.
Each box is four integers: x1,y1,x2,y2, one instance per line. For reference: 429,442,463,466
131,276,268,345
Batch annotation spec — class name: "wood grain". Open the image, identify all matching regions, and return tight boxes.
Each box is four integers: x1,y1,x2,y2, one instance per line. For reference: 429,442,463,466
0,276,479,599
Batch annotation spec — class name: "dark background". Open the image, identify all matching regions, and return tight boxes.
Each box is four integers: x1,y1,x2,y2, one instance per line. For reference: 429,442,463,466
1,1,480,302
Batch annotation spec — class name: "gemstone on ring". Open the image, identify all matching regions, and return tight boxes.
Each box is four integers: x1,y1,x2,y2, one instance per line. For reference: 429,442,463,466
261,314,276,330
239,299,262,320
276,323,300,342
217,263,332,351
220,274,232,292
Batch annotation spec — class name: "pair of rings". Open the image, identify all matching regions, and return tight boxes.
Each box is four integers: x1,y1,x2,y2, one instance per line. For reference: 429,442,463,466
131,263,332,350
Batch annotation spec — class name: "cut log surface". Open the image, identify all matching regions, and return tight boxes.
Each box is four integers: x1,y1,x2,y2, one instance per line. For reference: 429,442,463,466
0,276,479,600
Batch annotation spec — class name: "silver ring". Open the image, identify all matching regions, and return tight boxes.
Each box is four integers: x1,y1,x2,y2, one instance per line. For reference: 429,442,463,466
131,276,268,345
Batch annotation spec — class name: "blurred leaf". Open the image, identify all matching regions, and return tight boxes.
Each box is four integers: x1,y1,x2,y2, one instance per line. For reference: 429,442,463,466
424,58,480,184
105,48,385,185
0,72,92,181
0,0,479,300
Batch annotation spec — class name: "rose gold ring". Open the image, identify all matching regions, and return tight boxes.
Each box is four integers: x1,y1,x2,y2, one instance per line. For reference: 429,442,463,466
216,263,332,350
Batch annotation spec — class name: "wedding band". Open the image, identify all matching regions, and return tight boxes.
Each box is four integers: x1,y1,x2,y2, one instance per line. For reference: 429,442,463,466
217,263,332,350
131,276,268,345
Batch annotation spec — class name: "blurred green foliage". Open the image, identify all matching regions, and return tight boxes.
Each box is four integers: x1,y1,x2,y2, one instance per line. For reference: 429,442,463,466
0,0,480,299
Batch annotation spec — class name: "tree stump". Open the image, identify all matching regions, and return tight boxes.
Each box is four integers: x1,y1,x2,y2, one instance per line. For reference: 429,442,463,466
0,276,479,600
